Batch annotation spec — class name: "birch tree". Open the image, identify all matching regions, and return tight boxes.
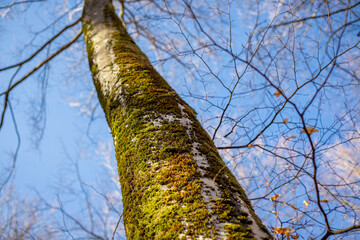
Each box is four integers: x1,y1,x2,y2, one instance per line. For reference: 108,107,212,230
0,0,359,239
81,0,270,238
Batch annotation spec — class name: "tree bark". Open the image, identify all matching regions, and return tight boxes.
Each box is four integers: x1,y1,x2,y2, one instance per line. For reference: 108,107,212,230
82,0,271,239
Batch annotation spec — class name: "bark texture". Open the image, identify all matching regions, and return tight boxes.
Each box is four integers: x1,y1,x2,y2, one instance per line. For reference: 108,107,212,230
82,0,271,239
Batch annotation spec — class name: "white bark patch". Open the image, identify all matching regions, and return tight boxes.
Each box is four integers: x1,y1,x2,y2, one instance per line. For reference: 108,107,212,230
178,234,218,240
160,185,169,191
177,103,227,238
234,192,269,240
192,143,210,170
200,178,221,200
149,114,175,127
90,28,121,97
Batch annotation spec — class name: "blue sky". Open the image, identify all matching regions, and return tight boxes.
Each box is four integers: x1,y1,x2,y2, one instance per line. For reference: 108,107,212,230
0,1,99,190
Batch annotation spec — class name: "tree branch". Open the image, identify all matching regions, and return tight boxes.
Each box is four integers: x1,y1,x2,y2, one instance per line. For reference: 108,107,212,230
270,2,360,28
0,18,81,72
0,30,82,129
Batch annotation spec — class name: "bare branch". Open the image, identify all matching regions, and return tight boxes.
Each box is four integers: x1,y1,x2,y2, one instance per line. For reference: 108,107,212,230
0,30,82,130
0,18,81,72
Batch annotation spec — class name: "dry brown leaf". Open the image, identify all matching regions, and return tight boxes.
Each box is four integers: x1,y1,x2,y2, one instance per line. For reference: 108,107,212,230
286,136,297,141
285,165,290,168
274,89,284,97
289,204,298,210
248,143,254,148
320,199,330,203
303,200,309,208
290,233,299,239
270,194,281,201
283,118,289,124
302,126,319,135
266,181,270,186
272,227,295,240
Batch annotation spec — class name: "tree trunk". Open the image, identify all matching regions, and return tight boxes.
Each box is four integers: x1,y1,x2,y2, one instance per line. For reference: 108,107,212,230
82,0,271,239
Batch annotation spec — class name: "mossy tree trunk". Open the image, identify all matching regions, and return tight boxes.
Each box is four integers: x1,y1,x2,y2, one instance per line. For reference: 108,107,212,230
82,0,271,239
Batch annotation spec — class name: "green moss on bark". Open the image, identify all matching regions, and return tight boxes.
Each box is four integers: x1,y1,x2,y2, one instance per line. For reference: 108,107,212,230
82,0,271,239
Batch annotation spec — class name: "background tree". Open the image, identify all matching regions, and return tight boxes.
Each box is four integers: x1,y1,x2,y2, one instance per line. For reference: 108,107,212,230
0,0,359,239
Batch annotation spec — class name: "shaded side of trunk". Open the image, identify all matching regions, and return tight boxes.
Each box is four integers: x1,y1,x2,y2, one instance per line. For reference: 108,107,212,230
82,0,271,239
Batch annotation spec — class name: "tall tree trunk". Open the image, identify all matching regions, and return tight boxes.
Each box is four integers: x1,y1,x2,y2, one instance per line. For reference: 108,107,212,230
82,0,271,239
